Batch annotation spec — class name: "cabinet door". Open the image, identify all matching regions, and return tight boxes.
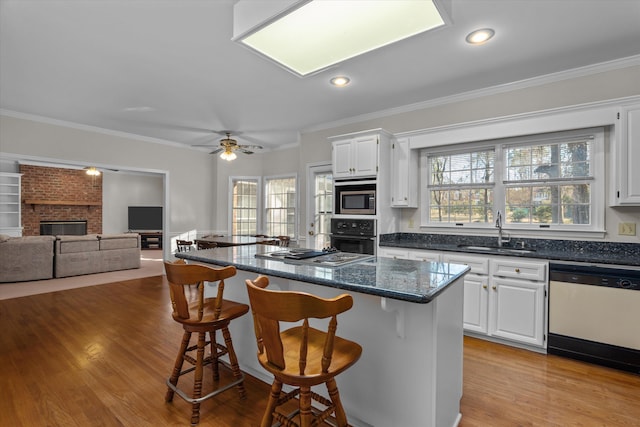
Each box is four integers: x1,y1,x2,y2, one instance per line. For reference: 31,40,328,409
332,139,353,178
391,138,418,208
489,277,545,347
463,274,489,334
352,135,378,177
615,103,640,204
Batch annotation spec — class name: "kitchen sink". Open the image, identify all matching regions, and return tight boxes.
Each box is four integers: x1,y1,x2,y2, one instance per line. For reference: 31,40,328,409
457,244,536,254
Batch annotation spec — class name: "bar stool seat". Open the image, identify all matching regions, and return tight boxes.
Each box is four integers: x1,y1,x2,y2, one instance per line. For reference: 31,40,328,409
164,260,248,425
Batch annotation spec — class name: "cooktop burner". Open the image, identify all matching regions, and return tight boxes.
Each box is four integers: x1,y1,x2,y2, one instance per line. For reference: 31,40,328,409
255,248,373,267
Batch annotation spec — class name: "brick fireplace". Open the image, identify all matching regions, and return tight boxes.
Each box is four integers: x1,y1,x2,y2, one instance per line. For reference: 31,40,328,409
20,165,103,236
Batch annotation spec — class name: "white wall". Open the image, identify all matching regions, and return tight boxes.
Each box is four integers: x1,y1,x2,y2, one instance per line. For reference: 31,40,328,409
102,171,163,234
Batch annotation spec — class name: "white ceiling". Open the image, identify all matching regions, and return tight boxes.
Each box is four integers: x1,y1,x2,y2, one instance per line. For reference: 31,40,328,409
2,0,640,152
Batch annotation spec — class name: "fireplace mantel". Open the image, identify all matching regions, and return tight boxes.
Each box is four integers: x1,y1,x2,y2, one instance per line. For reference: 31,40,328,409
23,199,102,210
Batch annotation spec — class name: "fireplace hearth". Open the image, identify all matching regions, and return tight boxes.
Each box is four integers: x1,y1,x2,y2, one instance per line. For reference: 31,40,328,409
40,220,87,236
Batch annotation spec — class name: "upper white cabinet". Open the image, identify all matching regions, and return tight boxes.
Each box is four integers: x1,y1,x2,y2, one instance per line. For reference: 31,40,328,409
332,134,378,179
390,138,418,208
613,102,640,205
0,172,23,237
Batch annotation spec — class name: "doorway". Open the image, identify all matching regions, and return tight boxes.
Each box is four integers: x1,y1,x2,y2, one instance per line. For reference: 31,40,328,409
306,163,333,250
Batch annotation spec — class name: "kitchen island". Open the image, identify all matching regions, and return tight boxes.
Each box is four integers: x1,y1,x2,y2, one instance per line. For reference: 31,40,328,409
176,245,470,427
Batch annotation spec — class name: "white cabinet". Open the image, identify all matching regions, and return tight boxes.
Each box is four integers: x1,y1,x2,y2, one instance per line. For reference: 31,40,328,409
0,172,22,236
613,102,640,205
390,137,418,208
407,249,440,263
377,248,409,259
378,248,441,262
442,253,491,335
490,277,545,347
461,274,489,334
443,252,548,349
332,135,378,179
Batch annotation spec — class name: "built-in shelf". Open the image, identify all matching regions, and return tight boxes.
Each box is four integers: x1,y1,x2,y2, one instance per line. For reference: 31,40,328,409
23,199,102,210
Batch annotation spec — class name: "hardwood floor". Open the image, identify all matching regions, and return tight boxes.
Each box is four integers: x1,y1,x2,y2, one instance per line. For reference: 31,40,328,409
1,276,639,426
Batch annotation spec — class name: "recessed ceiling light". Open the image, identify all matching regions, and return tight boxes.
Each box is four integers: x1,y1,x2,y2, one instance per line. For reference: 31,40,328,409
330,76,351,87
465,28,495,45
234,0,450,77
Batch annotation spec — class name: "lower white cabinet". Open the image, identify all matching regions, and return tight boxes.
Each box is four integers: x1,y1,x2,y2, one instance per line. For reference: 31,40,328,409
379,247,548,349
461,274,489,334
443,252,548,349
490,277,546,347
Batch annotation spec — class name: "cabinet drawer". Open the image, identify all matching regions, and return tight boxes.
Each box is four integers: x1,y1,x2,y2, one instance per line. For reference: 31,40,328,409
442,254,489,275
379,248,409,260
407,249,441,263
491,258,547,281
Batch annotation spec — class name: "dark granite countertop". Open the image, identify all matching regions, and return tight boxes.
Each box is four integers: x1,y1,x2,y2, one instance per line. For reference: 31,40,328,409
175,245,470,304
380,233,640,267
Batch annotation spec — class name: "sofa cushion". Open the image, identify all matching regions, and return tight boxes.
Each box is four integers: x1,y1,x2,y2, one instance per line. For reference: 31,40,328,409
99,234,139,250
56,234,100,253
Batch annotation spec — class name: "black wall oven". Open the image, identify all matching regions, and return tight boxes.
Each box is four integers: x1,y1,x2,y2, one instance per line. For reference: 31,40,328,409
330,218,376,255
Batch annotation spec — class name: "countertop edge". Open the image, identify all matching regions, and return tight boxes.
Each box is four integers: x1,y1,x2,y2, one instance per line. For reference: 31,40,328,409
175,251,469,304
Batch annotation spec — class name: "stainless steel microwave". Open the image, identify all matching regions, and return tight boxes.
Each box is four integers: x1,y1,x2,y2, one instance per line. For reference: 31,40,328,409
340,190,376,215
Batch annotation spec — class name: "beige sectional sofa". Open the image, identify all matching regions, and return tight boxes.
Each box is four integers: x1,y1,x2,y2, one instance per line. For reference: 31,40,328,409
0,235,56,282
0,233,141,282
55,233,141,278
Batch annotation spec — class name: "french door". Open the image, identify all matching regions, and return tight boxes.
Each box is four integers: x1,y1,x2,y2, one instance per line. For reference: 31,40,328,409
306,163,333,250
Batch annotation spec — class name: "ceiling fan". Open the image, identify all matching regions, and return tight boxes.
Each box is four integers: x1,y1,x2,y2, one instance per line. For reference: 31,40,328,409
207,132,263,161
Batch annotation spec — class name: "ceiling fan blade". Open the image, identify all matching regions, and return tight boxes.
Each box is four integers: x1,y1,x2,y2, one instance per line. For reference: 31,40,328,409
238,144,263,150
209,148,224,154
238,149,255,155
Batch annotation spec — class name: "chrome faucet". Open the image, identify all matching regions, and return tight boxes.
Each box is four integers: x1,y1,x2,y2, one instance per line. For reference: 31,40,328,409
495,210,503,247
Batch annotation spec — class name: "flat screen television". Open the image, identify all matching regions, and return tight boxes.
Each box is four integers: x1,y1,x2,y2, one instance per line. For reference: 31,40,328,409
128,206,163,231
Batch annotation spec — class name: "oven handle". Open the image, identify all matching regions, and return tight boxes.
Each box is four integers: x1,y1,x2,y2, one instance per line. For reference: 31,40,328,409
331,235,375,240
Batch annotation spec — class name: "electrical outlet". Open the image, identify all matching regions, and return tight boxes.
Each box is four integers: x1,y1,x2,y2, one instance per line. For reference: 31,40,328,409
618,222,637,236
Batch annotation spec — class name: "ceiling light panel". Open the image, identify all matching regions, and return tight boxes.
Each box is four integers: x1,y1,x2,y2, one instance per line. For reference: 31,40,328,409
235,0,450,76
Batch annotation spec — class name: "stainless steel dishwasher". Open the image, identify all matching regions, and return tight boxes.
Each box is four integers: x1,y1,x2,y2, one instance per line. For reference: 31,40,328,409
548,262,640,373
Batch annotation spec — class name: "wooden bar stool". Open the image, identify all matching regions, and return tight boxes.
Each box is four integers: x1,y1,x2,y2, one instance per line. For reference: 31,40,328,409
164,260,248,425
245,275,362,427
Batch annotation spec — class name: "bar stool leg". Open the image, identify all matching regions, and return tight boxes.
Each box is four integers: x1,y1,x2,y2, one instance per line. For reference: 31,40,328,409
190,331,207,425
299,386,313,427
261,379,282,427
221,326,246,398
166,331,191,402
210,330,220,381
326,378,348,427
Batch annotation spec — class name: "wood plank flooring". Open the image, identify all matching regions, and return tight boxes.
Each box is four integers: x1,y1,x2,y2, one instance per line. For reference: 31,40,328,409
1,276,639,426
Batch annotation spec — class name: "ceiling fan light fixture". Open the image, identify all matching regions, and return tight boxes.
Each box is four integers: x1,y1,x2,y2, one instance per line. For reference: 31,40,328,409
233,0,450,76
220,149,237,161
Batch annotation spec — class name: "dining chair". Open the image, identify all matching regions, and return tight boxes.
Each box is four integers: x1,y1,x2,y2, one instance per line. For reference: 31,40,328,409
245,275,362,427
164,260,248,425
176,239,193,252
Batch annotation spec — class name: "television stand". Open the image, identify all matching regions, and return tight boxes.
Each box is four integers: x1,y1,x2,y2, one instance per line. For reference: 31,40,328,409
139,232,163,250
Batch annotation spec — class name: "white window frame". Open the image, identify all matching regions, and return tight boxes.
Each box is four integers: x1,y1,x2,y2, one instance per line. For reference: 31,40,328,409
263,173,298,238
420,127,605,235
228,176,262,235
